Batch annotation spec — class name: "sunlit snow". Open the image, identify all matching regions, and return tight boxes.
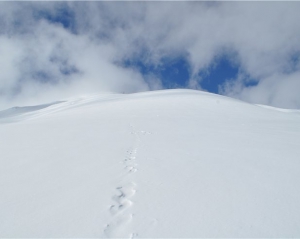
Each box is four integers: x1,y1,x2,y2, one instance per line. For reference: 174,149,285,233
0,89,300,237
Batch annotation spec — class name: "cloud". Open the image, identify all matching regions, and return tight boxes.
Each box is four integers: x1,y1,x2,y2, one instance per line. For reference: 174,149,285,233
0,2,150,109
220,72,300,108
0,2,300,109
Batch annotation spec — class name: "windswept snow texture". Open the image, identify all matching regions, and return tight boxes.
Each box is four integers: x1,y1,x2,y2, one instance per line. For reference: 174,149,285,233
0,101,64,122
0,89,300,237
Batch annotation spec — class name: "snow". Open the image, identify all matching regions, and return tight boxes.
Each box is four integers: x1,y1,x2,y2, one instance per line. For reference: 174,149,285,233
0,89,300,237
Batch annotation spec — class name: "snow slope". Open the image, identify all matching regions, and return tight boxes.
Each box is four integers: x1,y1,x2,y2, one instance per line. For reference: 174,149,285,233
0,89,300,237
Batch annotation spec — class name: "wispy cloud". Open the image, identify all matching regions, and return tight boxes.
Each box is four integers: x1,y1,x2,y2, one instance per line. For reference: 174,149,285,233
0,2,300,109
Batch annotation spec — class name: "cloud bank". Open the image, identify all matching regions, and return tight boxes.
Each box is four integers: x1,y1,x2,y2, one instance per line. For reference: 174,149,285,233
0,2,300,109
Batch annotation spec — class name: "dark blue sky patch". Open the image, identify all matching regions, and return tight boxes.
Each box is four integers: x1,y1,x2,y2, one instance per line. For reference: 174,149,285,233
199,56,239,94
123,57,190,89
158,58,190,88
33,4,76,33
287,51,300,73
244,77,259,87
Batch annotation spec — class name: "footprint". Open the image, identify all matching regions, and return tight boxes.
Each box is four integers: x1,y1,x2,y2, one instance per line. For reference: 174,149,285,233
125,165,138,173
130,232,138,238
109,184,136,214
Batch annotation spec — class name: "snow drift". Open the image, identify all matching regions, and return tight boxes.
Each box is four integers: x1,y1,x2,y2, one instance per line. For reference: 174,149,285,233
0,89,300,237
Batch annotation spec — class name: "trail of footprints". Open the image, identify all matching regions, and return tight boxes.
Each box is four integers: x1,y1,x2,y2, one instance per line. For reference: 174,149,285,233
104,128,150,238
104,183,137,237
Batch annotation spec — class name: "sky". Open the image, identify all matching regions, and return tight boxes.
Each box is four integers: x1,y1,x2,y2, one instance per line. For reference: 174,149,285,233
0,2,300,109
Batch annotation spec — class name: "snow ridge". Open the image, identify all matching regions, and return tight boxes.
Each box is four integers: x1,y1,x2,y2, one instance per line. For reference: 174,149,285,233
1,90,300,237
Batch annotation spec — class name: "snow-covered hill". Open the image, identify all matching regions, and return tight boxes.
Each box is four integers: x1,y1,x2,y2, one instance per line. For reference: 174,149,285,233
1,89,300,237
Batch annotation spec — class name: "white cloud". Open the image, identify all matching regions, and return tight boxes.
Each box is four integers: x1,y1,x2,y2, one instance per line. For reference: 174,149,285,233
221,72,300,109
0,2,300,109
0,37,23,93
0,2,150,109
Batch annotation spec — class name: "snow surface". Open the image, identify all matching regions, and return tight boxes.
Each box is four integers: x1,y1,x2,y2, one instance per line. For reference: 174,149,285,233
0,89,300,237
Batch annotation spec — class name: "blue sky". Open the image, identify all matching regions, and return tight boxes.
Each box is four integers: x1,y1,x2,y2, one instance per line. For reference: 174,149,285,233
34,4,76,33
125,55,246,94
0,2,300,109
